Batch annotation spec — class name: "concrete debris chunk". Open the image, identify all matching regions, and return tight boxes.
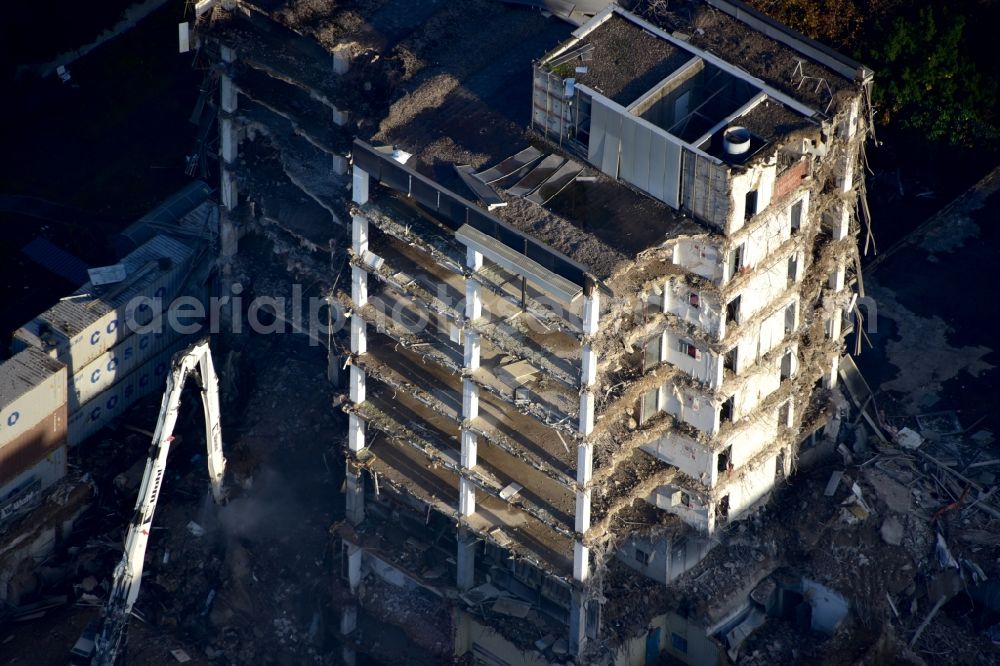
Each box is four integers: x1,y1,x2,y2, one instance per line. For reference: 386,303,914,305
170,648,191,663
880,516,903,546
935,532,959,570
823,470,843,497
895,427,923,450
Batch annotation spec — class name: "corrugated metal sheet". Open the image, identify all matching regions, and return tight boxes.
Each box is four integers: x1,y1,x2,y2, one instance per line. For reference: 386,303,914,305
68,338,189,446
13,235,195,375
0,406,67,484
68,318,180,411
0,348,67,447
20,237,90,285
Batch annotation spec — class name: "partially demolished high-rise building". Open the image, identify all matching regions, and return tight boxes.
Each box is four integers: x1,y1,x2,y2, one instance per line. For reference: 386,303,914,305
192,1,872,662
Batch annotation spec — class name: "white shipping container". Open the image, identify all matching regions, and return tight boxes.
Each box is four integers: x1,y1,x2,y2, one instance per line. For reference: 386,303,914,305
0,446,67,524
68,337,190,446
0,347,68,447
13,235,195,375
68,315,181,412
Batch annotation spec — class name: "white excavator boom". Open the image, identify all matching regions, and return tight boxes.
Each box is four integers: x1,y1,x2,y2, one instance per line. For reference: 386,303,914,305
93,338,226,665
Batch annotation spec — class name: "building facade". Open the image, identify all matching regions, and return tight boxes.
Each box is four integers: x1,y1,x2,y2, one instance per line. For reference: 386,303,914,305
195,1,872,662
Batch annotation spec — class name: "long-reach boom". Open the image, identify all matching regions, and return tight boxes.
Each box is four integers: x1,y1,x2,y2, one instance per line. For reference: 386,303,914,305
94,338,226,665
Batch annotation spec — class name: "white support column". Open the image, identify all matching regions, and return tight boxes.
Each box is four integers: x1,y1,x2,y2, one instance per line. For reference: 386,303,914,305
465,275,482,322
824,354,841,390
829,263,846,292
348,215,369,453
831,203,851,242
220,118,237,164
346,542,363,593
581,343,597,387
218,44,239,216
352,266,368,307
462,379,479,422
464,331,481,370
344,462,365,525
467,247,483,271
459,479,476,518
348,413,365,454
220,76,237,115
461,429,478,470
340,535,361,666
352,213,369,254
459,248,483,524
350,316,367,357
571,284,599,655
582,288,600,336
353,167,369,205
220,170,238,213
333,44,351,75
578,390,595,436
349,365,366,404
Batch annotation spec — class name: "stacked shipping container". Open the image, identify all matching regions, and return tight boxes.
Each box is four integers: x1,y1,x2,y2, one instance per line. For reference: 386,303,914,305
13,235,195,375
11,235,200,447
0,347,68,522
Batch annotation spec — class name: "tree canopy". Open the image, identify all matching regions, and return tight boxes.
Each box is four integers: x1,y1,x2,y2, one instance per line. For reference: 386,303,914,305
745,0,1000,148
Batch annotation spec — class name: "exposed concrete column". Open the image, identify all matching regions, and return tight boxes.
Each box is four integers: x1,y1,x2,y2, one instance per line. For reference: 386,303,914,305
459,479,477,518
459,248,483,521
581,343,597,387
348,211,369,457
340,605,358,666
831,204,851,241
578,390,595,436
349,365,366,404
220,75,237,115
217,45,240,290
571,285,599,656
824,354,841,390
465,277,482,322
347,413,365,454
346,542,363,593
352,266,368,309
353,166,369,205
219,45,239,213
345,462,365,525
456,527,476,591
352,213,369,254
464,332,481,371
829,263,846,292
837,151,855,192
333,44,351,75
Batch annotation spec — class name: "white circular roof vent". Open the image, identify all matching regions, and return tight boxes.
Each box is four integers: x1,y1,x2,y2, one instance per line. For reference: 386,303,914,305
723,126,751,156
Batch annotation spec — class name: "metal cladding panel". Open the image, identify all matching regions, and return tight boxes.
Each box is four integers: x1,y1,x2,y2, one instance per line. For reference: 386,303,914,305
67,338,189,446
648,129,668,201
587,95,622,177
618,115,682,208
14,234,195,374
619,117,650,193
0,406,67,486
69,317,180,412
0,446,67,517
0,349,67,447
